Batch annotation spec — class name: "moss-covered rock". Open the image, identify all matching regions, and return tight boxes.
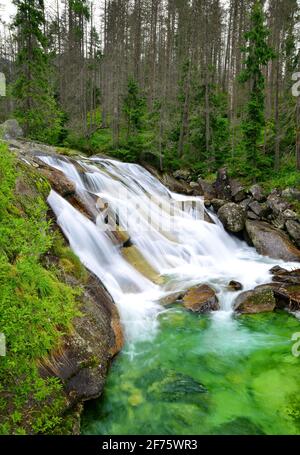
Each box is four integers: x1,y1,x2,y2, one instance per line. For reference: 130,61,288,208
234,288,276,314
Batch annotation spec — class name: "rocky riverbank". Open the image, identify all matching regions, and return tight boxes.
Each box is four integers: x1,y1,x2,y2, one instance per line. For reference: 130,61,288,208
169,167,300,262
1,136,124,434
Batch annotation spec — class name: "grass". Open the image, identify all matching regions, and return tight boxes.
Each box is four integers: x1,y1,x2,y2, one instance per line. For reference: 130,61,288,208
0,141,82,434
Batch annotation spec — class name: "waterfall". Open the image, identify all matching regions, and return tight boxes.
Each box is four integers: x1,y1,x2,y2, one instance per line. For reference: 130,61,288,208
41,154,296,343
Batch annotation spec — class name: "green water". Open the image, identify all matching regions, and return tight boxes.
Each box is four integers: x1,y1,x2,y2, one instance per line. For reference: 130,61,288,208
81,308,300,435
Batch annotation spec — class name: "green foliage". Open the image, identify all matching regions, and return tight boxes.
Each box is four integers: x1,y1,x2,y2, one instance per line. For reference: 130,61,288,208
12,0,63,144
238,1,275,180
0,142,80,434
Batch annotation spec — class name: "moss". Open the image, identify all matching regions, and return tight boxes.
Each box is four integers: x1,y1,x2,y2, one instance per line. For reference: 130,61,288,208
0,141,82,434
52,232,88,283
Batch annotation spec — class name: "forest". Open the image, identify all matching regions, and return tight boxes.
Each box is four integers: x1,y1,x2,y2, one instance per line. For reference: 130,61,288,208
1,0,300,440
0,0,299,184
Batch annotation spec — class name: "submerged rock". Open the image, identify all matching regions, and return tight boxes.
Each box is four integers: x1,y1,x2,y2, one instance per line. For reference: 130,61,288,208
234,288,276,314
183,284,220,313
245,220,300,262
217,203,246,233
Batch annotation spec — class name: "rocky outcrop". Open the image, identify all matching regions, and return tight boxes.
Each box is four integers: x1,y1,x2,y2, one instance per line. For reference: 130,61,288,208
39,166,76,197
183,284,220,313
217,203,246,233
234,288,276,314
245,220,300,261
40,273,123,407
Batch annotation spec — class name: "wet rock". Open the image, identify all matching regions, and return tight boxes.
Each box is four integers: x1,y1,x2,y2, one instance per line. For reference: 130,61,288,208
160,291,185,305
228,280,243,291
217,203,246,233
286,220,300,248
39,166,76,197
230,179,247,203
249,184,265,202
122,245,164,285
234,288,276,314
215,168,231,200
245,220,300,262
248,201,270,218
273,284,300,311
183,284,220,313
0,119,23,140
271,268,300,285
269,265,288,275
211,198,227,212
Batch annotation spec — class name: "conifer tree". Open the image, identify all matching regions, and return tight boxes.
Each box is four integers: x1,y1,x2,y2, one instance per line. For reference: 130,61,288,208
239,1,275,179
12,0,62,144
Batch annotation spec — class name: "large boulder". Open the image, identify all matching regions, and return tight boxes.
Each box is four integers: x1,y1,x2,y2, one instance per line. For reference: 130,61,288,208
245,220,300,262
218,203,246,233
248,201,270,218
286,219,300,248
183,284,220,313
234,288,276,314
40,273,123,405
1,119,24,140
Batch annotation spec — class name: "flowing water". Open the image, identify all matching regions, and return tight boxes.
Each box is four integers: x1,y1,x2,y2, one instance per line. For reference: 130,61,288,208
39,153,300,435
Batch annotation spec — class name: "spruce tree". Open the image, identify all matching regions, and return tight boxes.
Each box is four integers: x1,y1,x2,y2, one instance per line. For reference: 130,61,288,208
12,0,62,144
239,1,275,179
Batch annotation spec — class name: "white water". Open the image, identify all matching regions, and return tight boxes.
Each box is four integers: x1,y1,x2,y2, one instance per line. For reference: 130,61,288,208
41,154,297,344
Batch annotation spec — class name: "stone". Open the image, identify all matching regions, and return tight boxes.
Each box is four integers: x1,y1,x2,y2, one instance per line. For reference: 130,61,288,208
239,198,252,210
173,169,191,181
266,194,289,216
217,203,246,233
249,184,265,202
183,284,220,313
211,198,227,212
228,280,243,291
245,220,300,262
197,178,216,200
230,179,247,203
0,119,23,140
247,210,260,220
248,201,270,218
286,220,300,248
269,265,288,275
283,209,298,220
234,288,276,314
